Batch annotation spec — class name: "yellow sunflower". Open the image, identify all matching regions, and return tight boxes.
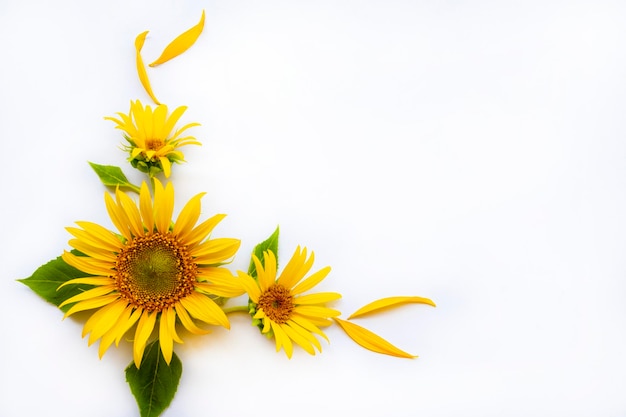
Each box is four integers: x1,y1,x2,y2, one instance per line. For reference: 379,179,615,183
59,180,243,367
105,100,201,177
237,247,341,358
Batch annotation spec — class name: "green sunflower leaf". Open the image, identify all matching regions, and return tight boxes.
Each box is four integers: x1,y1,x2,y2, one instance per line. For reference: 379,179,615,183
17,251,95,313
248,225,279,279
126,341,182,417
88,162,141,193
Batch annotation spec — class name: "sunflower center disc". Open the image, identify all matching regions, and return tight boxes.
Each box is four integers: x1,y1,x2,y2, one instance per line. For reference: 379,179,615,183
258,284,294,324
146,138,165,151
115,233,197,312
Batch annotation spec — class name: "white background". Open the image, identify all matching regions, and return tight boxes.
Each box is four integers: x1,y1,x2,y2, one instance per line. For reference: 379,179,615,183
1,1,626,416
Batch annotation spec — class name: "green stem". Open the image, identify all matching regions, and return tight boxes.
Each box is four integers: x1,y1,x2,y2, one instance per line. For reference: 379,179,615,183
127,182,142,194
222,305,249,315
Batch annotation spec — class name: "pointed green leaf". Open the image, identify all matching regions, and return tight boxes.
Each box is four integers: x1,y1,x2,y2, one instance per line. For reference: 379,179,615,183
248,226,279,279
126,340,182,417
88,162,141,193
18,251,95,312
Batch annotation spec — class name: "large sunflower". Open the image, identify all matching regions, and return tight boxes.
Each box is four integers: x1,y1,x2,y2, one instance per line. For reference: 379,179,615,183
237,247,341,358
59,180,243,367
105,100,201,177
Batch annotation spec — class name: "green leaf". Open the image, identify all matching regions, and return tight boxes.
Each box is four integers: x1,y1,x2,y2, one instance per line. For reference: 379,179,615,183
88,162,141,193
18,251,95,312
248,226,279,279
126,340,182,417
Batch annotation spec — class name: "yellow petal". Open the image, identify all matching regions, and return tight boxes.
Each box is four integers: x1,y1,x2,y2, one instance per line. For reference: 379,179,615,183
63,294,120,318
295,292,342,305
235,271,261,302
179,292,229,329
139,181,154,231
333,317,416,359
159,308,175,364
134,311,157,368
183,213,227,248
59,284,117,309
271,321,293,358
57,276,113,289
62,250,114,276
290,266,331,296
348,296,436,320
149,10,205,67
175,304,211,335
135,31,160,105
282,323,316,355
172,192,205,237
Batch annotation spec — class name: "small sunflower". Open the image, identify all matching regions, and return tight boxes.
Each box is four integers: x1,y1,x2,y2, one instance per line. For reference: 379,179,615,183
105,100,201,177
59,180,243,367
237,248,341,358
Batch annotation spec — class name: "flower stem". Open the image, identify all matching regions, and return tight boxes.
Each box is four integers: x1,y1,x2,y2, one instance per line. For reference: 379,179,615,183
222,305,249,315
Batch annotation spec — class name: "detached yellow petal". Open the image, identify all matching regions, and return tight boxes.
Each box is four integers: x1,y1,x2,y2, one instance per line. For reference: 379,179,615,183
135,31,160,105
348,296,436,320
149,10,205,67
333,317,416,359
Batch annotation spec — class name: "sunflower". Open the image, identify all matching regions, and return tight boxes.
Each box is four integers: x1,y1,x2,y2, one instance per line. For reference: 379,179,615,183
105,100,201,177
59,180,243,367
237,247,341,358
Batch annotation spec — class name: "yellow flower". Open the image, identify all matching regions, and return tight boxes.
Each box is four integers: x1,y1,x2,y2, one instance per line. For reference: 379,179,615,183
105,100,201,178
59,180,243,368
237,248,341,358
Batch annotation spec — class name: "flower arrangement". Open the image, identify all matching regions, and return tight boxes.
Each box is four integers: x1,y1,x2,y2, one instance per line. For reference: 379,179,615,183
18,10,435,417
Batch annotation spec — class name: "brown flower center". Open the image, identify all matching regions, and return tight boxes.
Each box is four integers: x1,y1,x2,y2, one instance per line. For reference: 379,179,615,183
257,284,294,324
146,138,165,151
115,233,197,312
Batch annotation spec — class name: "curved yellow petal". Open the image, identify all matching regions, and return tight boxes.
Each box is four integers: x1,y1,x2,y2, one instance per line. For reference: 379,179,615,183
295,292,342,305
153,180,174,234
290,314,329,342
348,296,436,320
139,182,155,232
117,190,144,238
333,317,416,359
271,321,293,358
62,251,114,276
71,222,122,251
175,304,211,335
68,239,117,262
159,156,172,178
59,284,117,309
172,192,205,238
104,192,131,241
191,238,240,265
235,271,261,302
293,305,341,319
195,267,245,297
134,311,157,368
277,246,311,288
282,323,315,355
184,214,226,248
63,294,120,318
85,300,128,345
290,266,331,296
116,308,143,345
57,276,113,289
99,305,134,358
149,10,205,67
135,31,160,105
159,308,175,364
179,292,229,328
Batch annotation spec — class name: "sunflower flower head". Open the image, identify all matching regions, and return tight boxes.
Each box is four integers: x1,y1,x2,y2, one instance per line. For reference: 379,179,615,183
105,100,201,178
237,247,341,358
59,179,243,368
